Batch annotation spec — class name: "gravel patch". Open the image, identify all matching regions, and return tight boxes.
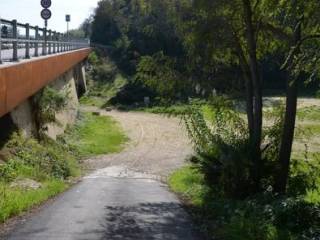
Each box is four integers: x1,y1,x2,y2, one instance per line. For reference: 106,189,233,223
81,107,193,180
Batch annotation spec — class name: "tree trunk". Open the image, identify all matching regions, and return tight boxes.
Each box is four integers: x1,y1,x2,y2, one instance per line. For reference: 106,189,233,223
242,0,263,192
274,75,298,193
274,20,302,194
245,70,254,138
234,34,255,138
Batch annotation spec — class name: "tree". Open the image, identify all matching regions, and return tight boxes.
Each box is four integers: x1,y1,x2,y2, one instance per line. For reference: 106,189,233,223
80,16,93,38
260,0,320,193
189,0,320,194
186,0,266,192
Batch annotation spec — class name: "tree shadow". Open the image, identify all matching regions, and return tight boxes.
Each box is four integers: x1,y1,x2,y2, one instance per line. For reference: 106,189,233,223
0,113,16,150
87,202,203,240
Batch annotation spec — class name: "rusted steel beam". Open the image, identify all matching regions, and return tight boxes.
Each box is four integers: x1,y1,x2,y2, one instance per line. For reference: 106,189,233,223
0,48,91,117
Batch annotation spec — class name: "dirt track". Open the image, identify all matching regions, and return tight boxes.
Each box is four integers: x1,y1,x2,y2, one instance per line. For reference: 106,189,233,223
82,107,193,180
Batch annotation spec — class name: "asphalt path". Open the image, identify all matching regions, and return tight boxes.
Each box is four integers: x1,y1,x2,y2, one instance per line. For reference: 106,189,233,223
3,169,201,240
2,111,202,240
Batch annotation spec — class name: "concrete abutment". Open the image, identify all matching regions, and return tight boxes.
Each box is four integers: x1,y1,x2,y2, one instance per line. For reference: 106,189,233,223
0,61,88,141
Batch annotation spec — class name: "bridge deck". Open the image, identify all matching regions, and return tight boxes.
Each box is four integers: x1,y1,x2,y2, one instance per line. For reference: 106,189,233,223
0,48,91,118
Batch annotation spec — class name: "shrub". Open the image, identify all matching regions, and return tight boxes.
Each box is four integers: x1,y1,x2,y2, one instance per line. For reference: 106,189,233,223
92,63,118,83
2,132,79,182
135,51,187,100
181,96,253,198
88,51,100,66
32,86,69,139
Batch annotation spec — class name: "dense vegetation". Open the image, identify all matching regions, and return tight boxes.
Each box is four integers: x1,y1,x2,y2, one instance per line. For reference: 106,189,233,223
0,112,127,223
81,0,320,238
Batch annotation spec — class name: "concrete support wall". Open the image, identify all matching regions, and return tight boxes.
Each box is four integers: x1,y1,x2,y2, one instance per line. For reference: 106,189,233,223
10,100,36,137
45,67,80,140
1,61,87,141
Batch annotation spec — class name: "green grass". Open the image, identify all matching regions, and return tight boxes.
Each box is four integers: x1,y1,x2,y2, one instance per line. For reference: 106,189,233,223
138,104,189,115
0,132,81,223
80,73,128,108
169,166,210,206
297,106,320,121
0,180,67,222
0,112,128,223
169,166,320,240
298,124,320,137
79,96,106,107
65,113,128,157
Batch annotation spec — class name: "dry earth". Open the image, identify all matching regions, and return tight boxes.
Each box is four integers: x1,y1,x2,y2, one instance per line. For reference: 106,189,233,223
82,107,193,180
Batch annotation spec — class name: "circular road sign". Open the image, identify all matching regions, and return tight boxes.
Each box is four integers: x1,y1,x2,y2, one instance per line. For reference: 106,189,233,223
41,0,52,8
41,8,52,20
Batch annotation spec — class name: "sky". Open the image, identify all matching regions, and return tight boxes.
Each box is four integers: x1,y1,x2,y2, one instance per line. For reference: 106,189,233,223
0,0,100,32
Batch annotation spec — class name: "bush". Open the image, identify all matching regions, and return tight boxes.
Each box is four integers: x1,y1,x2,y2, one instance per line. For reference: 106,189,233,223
288,154,320,196
169,166,320,240
32,86,69,139
135,51,187,100
92,62,118,83
181,97,253,198
2,132,79,182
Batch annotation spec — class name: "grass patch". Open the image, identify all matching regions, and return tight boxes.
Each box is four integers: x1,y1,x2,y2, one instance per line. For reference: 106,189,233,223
138,104,189,115
297,106,320,121
64,113,128,157
169,166,210,206
169,166,320,240
80,73,128,108
79,96,106,108
0,99,128,223
298,124,320,137
0,132,80,223
0,180,67,222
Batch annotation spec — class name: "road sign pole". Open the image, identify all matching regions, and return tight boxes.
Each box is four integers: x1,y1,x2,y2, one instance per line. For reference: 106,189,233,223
40,0,52,55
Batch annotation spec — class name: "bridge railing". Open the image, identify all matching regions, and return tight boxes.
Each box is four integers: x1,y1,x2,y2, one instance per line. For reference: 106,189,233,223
0,18,90,64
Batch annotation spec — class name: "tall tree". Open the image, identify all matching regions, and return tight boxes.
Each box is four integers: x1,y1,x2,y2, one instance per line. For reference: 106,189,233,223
260,0,320,193
187,0,266,192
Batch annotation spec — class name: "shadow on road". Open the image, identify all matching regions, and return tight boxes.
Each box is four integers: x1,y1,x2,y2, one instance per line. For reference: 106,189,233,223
86,202,202,240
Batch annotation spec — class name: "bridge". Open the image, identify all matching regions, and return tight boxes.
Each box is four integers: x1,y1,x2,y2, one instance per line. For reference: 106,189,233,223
0,18,91,139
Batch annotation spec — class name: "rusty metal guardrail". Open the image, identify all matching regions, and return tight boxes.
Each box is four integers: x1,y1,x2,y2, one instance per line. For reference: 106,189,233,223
0,18,90,63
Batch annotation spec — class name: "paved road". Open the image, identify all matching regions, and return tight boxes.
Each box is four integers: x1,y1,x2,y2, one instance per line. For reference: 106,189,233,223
1,47,74,62
1,48,44,61
4,169,201,240
2,111,201,240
